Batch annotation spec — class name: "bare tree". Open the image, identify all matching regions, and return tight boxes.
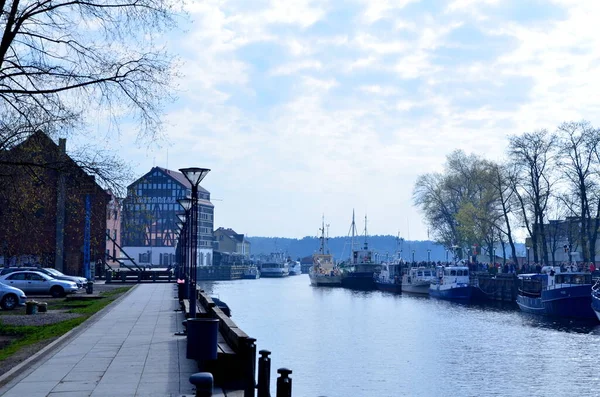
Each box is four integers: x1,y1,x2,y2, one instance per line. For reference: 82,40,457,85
557,120,600,263
488,162,519,265
0,0,178,139
0,0,181,194
508,129,556,265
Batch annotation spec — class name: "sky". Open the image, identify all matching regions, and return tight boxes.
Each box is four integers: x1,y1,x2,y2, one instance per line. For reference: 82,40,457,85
104,0,600,240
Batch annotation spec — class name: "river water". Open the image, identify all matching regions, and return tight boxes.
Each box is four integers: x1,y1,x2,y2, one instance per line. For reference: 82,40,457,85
199,275,600,397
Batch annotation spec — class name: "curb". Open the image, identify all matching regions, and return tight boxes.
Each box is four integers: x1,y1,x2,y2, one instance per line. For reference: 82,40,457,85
0,283,141,390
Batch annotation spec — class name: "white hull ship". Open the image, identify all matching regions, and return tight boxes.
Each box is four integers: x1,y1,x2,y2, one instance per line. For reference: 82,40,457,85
402,267,435,294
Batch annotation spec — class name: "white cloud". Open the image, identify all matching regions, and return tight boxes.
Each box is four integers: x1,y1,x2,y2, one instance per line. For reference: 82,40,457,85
110,0,600,241
270,60,323,76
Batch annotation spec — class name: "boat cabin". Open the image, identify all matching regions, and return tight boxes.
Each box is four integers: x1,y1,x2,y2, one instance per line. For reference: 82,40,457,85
434,266,470,285
518,271,592,296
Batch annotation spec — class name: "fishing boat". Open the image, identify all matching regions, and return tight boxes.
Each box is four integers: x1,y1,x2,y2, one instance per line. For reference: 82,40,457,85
517,267,595,319
340,212,381,290
241,266,260,279
374,262,402,293
309,216,341,287
402,266,436,295
429,265,472,300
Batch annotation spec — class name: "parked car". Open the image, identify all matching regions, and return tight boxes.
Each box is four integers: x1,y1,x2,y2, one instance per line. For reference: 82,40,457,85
42,268,87,288
0,271,78,297
0,282,27,310
0,267,86,288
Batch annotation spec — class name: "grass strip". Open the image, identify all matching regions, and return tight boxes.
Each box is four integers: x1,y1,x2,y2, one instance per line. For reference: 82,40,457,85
0,286,132,363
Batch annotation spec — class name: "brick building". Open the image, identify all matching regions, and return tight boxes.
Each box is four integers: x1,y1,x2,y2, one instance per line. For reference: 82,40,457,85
0,131,109,276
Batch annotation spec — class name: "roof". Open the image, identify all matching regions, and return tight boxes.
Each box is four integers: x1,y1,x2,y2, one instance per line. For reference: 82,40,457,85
4,131,109,199
215,227,246,243
156,167,209,194
129,167,209,195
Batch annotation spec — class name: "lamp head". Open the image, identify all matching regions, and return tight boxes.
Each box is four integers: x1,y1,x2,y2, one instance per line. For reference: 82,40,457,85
177,198,192,211
180,167,211,186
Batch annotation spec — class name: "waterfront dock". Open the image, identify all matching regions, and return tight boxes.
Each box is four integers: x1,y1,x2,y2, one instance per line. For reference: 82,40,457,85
0,283,237,396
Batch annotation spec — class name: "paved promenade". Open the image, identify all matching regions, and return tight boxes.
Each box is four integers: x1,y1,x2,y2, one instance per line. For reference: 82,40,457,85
0,283,226,397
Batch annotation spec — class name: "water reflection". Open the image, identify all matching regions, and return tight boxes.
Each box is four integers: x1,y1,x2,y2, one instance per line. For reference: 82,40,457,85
200,276,600,397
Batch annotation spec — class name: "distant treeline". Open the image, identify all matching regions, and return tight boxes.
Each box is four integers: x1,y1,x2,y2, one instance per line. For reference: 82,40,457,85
245,236,524,262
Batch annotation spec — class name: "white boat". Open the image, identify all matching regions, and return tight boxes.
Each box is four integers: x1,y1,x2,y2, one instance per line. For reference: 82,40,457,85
429,265,472,300
242,266,260,279
260,262,289,278
309,216,342,287
287,260,302,276
402,266,436,295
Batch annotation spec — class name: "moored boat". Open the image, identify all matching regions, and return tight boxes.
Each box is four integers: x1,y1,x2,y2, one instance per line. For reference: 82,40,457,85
288,260,302,276
309,216,342,287
402,266,435,295
241,266,260,279
429,265,472,301
374,262,402,293
260,262,289,278
516,267,595,320
592,280,600,321
340,213,380,291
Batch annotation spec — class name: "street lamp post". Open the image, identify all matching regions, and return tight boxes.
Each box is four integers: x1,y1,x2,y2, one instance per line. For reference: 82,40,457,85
177,198,192,299
427,249,431,263
445,249,449,263
526,247,530,267
412,250,415,263
176,213,186,280
180,167,211,319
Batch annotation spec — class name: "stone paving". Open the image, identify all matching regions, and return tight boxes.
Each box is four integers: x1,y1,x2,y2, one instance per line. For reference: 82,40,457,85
0,283,226,397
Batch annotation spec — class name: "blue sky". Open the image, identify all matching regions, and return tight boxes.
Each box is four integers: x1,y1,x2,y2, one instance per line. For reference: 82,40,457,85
101,0,600,240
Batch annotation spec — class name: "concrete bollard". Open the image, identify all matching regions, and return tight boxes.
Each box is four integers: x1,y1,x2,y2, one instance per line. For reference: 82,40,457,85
86,281,94,294
257,350,271,397
106,271,112,283
276,368,292,397
189,372,213,397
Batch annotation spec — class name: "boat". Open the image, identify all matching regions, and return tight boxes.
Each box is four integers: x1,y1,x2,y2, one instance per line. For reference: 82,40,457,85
339,212,381,290
287,260,302,276
517,267,595,319
374,262,402,293
309,216,342,287
402,266,436,295
592,280,600,321
429,265,472,300
241,266,260,279
260,262,289,278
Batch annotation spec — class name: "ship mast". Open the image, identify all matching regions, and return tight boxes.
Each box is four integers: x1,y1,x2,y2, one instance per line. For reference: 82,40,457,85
351,209,356,260
364,214,368,250
319,214,326,254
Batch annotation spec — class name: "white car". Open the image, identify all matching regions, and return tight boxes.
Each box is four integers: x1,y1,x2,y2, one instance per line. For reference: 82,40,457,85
43,268,87,288
0,282,27,310
0,271,78,297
